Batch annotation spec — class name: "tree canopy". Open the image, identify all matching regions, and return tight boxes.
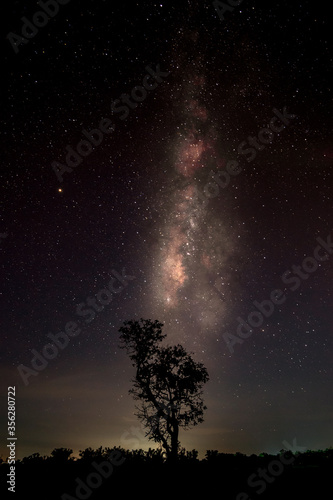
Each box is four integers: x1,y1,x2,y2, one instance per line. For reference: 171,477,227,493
119,318,209,461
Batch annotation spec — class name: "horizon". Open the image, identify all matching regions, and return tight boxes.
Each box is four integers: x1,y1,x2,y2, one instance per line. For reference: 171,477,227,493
3,441,333,463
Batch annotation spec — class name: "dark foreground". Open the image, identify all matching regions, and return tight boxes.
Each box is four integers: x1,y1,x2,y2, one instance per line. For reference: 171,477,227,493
1,447,332,499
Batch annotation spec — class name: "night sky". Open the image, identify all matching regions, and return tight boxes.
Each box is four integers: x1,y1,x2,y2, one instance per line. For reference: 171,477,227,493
1,0,333,461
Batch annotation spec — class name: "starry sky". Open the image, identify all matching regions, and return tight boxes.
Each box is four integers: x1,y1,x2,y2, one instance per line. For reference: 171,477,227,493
1,0,333,460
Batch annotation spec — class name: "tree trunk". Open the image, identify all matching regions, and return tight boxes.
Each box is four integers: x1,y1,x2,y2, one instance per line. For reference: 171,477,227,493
169,420,179,463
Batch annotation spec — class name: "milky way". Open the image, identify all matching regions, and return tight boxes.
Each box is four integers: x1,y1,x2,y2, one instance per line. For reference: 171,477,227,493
149,35,241,348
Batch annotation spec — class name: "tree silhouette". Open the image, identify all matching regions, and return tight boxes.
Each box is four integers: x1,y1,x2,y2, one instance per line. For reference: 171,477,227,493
119,318,209,462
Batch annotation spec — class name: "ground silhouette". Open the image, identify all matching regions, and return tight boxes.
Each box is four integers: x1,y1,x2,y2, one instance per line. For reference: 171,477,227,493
1,446,332,499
